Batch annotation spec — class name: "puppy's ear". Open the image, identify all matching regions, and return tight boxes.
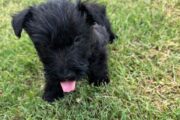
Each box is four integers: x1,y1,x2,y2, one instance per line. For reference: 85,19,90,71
77,2,107,25
77,2,95,25
97,5,106,15
12,8,31,38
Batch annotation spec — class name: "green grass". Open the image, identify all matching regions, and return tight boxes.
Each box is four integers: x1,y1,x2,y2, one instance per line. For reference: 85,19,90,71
0,0,180,119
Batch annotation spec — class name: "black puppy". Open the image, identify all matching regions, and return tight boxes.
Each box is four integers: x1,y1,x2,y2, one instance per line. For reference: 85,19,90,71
12,0,116,102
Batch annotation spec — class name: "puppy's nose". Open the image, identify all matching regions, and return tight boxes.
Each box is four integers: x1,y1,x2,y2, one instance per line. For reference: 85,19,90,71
65,73,76,80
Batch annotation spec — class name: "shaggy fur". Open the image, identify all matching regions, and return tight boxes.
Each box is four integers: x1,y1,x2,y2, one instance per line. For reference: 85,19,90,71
12,0,116,102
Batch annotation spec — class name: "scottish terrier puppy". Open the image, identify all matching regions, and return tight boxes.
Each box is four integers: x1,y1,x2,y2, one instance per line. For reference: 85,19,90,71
12,0,116,102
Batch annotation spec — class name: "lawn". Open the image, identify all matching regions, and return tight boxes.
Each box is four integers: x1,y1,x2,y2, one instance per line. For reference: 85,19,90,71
0,0,179,119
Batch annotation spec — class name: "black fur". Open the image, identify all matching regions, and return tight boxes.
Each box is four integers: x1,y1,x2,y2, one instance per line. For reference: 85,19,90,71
12,0,116,102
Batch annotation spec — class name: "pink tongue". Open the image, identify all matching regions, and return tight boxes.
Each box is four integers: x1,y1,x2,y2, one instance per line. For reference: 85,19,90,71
60,81,76,92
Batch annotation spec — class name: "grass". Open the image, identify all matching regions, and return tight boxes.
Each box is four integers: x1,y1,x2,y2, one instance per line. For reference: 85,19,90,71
0,0,180,119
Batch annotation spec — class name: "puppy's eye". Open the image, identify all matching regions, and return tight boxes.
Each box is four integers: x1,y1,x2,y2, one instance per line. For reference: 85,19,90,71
74,39,79,42
74,36,82,43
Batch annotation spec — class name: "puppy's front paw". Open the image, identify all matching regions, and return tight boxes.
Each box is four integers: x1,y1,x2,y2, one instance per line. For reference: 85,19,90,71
42,91,64,102
89,76,110,86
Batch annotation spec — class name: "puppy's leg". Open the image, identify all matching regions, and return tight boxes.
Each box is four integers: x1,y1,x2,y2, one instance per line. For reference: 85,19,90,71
42,74,64,102
88,48,110,86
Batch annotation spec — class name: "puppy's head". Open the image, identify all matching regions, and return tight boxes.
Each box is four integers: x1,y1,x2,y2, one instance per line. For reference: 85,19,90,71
78,1,117,43
12,1,91,81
